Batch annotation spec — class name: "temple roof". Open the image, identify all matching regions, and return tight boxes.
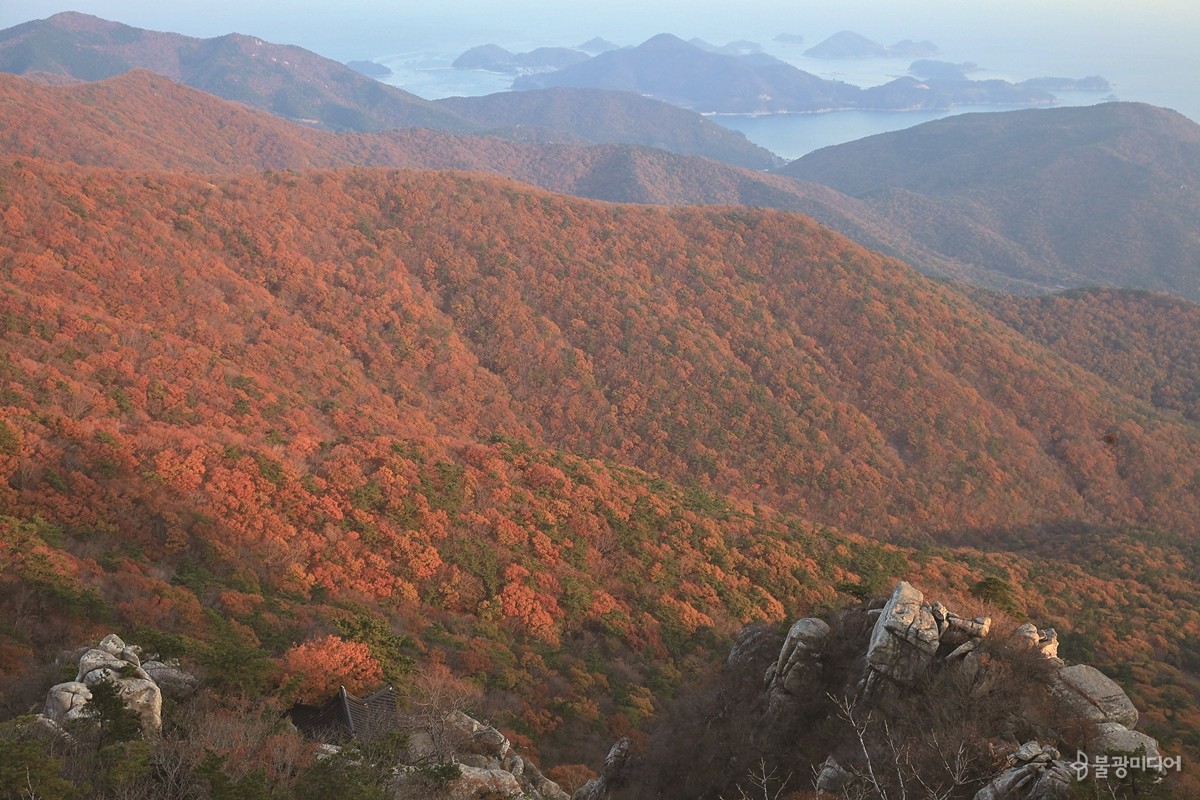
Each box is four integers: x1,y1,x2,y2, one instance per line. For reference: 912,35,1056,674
289,685,401,742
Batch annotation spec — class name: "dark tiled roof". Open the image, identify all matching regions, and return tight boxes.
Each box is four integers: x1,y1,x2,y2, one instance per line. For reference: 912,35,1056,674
290,685,401,742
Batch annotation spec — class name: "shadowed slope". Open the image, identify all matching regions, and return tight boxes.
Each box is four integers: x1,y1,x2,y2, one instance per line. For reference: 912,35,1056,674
781,103,1200,298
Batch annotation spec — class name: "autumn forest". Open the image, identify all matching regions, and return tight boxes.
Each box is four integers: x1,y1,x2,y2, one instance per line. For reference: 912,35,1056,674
1,13,1199,800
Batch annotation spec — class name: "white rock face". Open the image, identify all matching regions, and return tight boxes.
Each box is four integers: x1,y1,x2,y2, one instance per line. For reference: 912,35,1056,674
865,581,941,684
112,677,163,733
43,681,93,722
44,635,165,734
97,634,127,655
766,617,829,704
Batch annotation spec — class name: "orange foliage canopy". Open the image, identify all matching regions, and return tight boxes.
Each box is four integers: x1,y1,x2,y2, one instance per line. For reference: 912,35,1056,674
278,635,384,704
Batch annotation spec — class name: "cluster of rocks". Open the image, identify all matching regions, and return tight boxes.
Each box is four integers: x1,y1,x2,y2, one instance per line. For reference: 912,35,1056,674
41,634,196,735
861,580,996,690
40,634,567,799
785,582,1162,799
395,709,570,800
1049,664,1158,757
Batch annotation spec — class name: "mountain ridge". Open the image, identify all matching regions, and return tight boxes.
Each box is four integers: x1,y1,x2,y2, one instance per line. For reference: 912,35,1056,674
0,11,476,133
780,103,1200,298
0,13,787,170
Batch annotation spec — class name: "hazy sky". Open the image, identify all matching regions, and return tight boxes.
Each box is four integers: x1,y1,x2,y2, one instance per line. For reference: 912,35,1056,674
3,1,1199,120
5,1,1199,56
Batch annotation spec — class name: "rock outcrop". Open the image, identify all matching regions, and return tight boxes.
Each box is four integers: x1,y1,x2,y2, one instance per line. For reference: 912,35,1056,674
1048,663,1158,756
1051,665,1139,729
141,659,199,699
864,581,943,687
573,738,631,800
569,580,1165,800
360,703,568,800
439,709,569,800
423,764,525,800
815,755,850,793
42,634,179,734
1014,623,1060,660
765,617,829,710
973,741,1073,800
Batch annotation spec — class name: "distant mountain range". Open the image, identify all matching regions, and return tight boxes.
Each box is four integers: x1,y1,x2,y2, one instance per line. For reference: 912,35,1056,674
512,33,1062,113
4,63,1198,300
0,70,801,198
2,13,1197,299
0,11,473,133
434,87,782,169
512,33,861,113
780,103,1200,298
451,43,590,74
0,13,779,170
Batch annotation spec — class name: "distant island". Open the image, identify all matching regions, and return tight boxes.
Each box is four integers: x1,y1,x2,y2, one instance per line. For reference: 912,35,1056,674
577,37,621,54
452,44,590,74
805,31,938,59
689,38,762,55
508,34,1085,114
443,33,1106,116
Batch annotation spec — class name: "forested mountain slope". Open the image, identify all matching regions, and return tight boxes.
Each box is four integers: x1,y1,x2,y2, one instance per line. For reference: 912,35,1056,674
781,103,1200,299
0,69,1034,291
974,287,1200,424
1,129,1199,796
434,87,783,170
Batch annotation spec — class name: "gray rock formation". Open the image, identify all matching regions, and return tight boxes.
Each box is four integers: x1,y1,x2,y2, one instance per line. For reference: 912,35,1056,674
445,710,511,761
424,764,524,800
974,741,1072,800
864,581,942,685
1014,624,1060,659
727,623,779,667
1051,664,1139,729
141,659,199,699
573,738,631,800
1088,721,1160,759
771,582,1160,794
400,708,567,799
766,617,829,708
523,756,572,800
43,681,93,722
816,755,850,793
944,613,992,645
44,634,167,734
